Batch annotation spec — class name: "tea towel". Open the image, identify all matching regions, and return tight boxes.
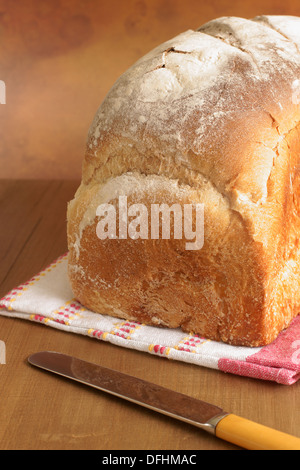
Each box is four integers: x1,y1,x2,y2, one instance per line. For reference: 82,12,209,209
1,253,299,385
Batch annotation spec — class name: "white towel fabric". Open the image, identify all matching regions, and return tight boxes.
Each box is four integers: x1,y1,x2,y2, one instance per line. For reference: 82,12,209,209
1,253,300,385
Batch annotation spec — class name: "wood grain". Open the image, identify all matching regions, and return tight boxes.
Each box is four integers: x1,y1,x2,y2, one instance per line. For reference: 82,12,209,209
0,180,299,450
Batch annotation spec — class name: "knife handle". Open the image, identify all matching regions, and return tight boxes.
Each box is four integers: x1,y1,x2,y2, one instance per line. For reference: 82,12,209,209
215,413,300,450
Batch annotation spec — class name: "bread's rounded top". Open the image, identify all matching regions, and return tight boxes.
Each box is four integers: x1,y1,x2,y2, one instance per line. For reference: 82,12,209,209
83,16,300,204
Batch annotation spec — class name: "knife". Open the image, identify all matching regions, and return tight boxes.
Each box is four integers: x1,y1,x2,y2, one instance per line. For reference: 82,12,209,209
28,351,300,450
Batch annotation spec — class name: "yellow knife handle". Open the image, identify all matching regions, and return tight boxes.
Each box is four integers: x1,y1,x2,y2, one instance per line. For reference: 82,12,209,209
215,414,300,450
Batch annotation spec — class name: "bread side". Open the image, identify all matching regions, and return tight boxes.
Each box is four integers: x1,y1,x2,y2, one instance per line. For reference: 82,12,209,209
67,16,300,346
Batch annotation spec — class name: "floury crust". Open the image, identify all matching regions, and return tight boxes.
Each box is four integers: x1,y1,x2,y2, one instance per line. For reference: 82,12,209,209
68,16,300,346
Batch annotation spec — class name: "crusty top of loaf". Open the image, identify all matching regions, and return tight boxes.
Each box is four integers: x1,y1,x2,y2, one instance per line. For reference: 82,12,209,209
83,16,300,205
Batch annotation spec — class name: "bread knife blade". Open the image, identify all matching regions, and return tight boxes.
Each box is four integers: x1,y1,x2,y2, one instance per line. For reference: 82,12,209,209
28,351,300,450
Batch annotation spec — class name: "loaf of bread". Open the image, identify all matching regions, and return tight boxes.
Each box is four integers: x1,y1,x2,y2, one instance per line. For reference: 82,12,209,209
67,15,300,347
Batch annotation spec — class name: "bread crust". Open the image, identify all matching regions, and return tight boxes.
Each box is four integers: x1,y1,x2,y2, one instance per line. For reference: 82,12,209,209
67,16,300,346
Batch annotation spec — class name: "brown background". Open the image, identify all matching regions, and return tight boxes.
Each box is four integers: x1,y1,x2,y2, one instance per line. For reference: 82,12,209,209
0,0,300,180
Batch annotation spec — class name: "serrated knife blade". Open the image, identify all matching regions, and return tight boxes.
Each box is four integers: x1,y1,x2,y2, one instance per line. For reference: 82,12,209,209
28,351,300,450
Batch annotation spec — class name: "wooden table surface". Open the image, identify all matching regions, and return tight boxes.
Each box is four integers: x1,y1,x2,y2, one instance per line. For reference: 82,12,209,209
0,179,299,451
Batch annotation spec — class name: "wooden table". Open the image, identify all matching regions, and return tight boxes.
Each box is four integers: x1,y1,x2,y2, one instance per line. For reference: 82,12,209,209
0,180,299,450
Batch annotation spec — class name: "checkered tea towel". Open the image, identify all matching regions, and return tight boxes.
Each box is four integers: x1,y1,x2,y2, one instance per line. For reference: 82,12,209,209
1,253,300,385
